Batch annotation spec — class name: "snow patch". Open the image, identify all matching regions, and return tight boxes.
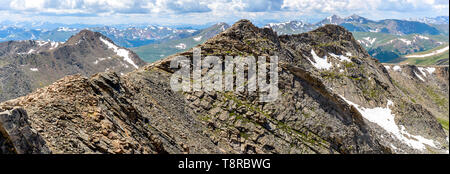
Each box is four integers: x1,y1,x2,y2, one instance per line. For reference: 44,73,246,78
193,36,202,42
57,27,77,32
36,40,48,47
384,66,391,70
339,96,438,150
175,43,187,50
398,38,412,45
30,68,39,72
417,67,427,77
369,28,380,33
416,67,436,79
405,46,449,58
93,57,111,65
18,49,36,55
415,35,430,40
27,49,36,54
393,66,402,72
186,30,196,33
425,67,436,74
357,40,369,47
308,50,332,70
99,37,138,69
414,71,425,81
329,53,351,62
363,37,376,45
49,41,61,49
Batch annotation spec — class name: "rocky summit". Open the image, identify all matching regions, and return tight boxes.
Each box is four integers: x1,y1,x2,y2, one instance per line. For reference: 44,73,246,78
0,20,448,154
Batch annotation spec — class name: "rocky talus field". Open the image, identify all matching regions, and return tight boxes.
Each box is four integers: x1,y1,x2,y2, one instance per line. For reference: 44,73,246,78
1,20,448,154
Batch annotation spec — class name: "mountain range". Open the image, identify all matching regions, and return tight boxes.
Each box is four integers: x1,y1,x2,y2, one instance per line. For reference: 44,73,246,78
0,20,448,154
409,16,450,25
0,22,200,48
266,14,446,35
2,15,448,64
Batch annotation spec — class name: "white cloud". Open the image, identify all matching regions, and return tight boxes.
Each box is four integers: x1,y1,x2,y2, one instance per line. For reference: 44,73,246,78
8,0,149,15
280,0,447,16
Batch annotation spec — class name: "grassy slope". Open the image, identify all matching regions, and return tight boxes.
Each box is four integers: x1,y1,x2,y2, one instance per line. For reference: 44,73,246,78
352,32,397,46
353,32,448,48
353,32,449,63
392,44,449,65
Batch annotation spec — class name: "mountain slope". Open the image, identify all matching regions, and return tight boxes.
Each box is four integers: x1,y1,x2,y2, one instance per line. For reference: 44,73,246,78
1,20,448,154
132,23,230,62
0,30,146,102
382,65,449,126
392,44,449,65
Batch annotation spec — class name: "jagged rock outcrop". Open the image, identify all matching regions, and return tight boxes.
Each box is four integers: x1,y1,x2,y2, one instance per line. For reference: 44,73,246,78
0,30,146,102
0,20,448,154
0,108,50,154
1,72,221,154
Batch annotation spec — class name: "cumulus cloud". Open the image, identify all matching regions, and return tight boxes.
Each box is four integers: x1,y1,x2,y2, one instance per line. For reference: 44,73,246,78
7,0,151,15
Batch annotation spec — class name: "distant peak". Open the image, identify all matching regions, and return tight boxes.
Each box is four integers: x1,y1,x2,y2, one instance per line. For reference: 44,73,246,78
348,14,361,18
216,22,228,26
329,14,342,19
226,19,259,33
319,15,344,25
311,24,353,38
65,29,104,45
212,22,230,29
77,29,95,35
346,14,367,20
207,19,277,43
234,19,253,26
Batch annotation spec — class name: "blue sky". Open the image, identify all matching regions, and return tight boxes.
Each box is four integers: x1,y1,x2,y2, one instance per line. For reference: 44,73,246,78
0,0,448,25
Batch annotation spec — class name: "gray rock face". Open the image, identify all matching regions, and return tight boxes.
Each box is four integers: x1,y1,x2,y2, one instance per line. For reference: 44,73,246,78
0,108,50,154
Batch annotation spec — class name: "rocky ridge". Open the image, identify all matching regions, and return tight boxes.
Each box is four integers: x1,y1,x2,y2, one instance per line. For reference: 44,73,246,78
0,30,146,102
